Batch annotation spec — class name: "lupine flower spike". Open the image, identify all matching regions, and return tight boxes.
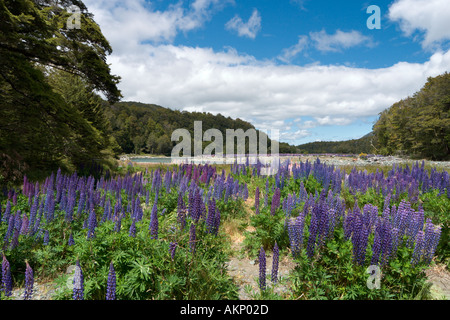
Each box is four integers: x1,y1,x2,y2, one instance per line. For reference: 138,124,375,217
24,261,34,300
106,262,116,300
272,242,279,284
73,260,84,300
259,246,266,291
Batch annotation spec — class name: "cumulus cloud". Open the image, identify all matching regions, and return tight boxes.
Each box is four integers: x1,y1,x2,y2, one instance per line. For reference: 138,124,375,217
84,0,233,52
388,0,450,48
277,30,375,62
309,29,375,52
108,43,450,124
225,9,262,39
278,35,309,63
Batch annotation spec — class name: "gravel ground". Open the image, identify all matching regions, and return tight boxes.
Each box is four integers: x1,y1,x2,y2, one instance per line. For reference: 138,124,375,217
288,155,450,170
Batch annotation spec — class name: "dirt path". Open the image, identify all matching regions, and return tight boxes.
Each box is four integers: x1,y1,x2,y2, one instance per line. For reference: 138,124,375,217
225,238,296,300
224,198,297,300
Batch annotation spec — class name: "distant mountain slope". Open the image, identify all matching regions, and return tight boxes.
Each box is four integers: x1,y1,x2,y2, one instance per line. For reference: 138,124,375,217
373,72,450,161
104,101,286,155
296,132,375,155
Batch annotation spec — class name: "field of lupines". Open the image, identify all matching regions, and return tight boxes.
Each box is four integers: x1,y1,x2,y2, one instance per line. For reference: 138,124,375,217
0,158,449,300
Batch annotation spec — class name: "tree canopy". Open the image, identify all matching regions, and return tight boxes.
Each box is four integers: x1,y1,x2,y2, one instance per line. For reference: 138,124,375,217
373,72,450,160
0,0,121,185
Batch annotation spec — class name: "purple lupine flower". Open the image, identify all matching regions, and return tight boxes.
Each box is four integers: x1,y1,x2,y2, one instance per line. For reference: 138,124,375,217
43,230,50,245
214,207,221,236
169,242,177,261
206,199,216,234
380,220,393,267
68,233,75,246
73,260,84,300
371,220,383,266
20,214,29,235
259,247,266,291
306,208,320,259
29,196,39,227
272,242,279,284
264,179,269,207
270,188,281,216
177,193,186,229
3,201,11,223
129,219,136,237
149,202,158,239
391,227,400,258
9,229,20,250
87,208,97,239
4,214,15,242
2,254,12,297
114,215,122,233
255,186,260,215
24,261,34,300
189,223,196,254
411,230,425,266
288,216,305,258
423,220,441,264
243,183,249,200
106,262,116,300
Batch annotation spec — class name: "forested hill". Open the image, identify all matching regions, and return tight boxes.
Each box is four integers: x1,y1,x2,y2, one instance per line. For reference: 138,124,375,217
373,72,450,161
295,132,375,155
104,101,286,155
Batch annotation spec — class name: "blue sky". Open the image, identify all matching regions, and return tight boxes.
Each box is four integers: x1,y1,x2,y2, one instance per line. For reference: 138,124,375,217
84,0,450,145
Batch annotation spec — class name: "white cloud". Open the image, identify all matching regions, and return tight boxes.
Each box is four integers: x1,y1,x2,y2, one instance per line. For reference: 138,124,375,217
278,30,375,62
388,0,450,48
309,29,375,52
108,43,450,126
290,0,309,11
314,116,354,126
278,35,309,63
225,9,262,39
84,0,233,52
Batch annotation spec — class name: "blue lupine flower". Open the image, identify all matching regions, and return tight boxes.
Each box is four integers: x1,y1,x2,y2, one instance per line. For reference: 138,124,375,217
106,262,116,300
255,186,260,215
73,260,84,300
411,230,425,266
68,233,75,246
149,202,158,239
259,247,266,291
169,242,177,261
129,219,136,238
87,208,97,239
2,254,12,297
43,230,50,245
206,199,216,234
272,242,279,284
24,261,34,300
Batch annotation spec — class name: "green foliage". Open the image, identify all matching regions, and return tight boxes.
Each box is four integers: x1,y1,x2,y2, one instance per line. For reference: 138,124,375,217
105,101,282,156
290,228,430,300
296,133,375,155
0,0,121,187
373,72,450,160
242,207,290,258
421,190,450,268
